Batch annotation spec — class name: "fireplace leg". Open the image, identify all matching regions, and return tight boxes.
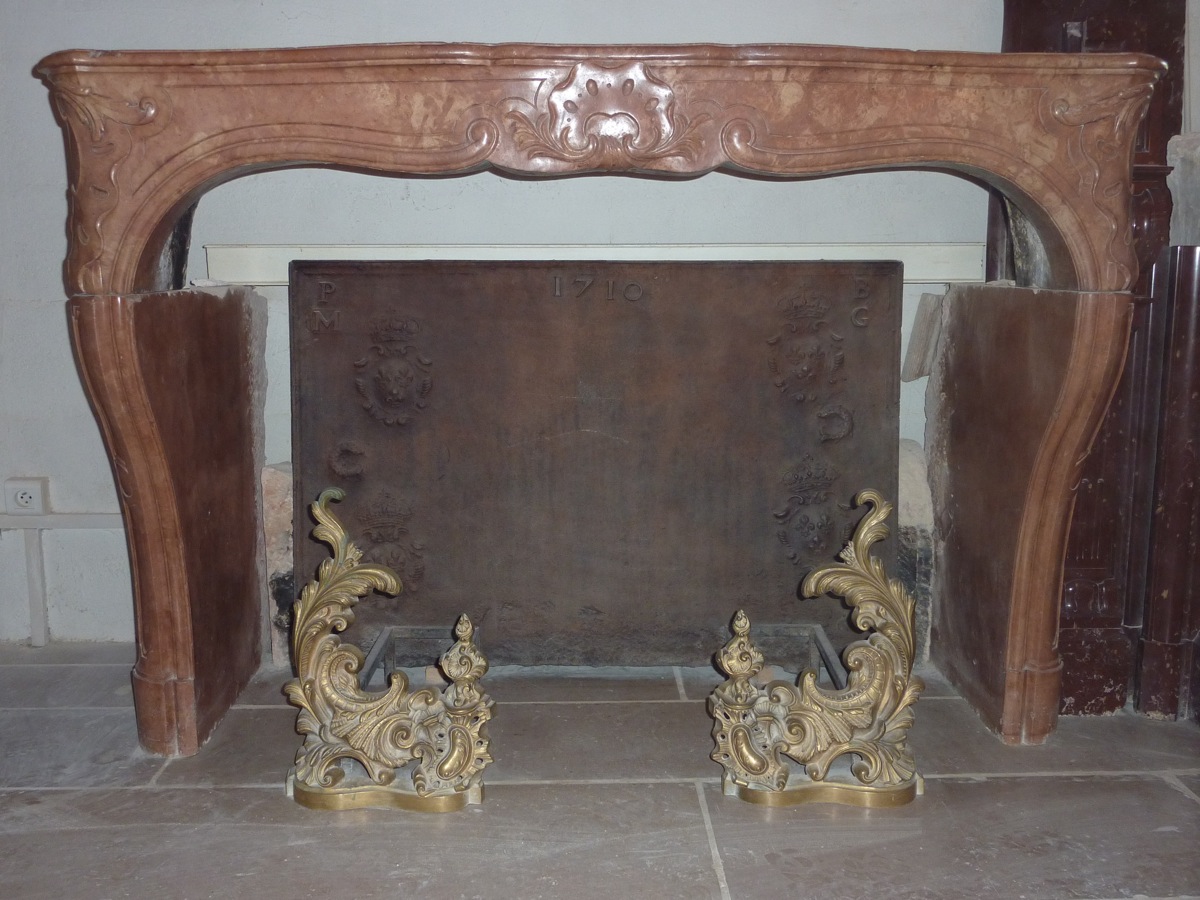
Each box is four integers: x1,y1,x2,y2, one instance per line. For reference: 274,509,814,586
68,287,267,755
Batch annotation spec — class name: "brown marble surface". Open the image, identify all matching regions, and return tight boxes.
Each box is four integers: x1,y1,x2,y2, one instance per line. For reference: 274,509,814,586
35,42,1161,754
927,283,1133,742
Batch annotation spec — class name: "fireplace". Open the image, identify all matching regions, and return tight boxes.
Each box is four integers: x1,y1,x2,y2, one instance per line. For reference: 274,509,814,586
36,41,1161,754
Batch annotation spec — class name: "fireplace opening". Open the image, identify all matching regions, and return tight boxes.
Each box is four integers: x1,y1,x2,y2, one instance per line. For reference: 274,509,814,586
283,257,905,668
41,41,1155,751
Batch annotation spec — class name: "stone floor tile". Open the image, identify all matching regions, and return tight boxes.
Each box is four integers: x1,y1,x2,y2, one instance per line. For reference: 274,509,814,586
910,662,960,698
234,664,294,707
3,660,1197,899
911,700,1200,776
155,707,298,787
0,785,298,831
0,709,160,788
704,775,1200,900
0,641,134,665
677,665,725,701
0,663,133,709
485,665,684,702
488,699,718,783
0,783,724,900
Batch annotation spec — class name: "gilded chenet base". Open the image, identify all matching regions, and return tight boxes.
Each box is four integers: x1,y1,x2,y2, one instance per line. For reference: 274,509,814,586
709,490,924,807
284,489,493,812
288,773,483,813
724,773,923,808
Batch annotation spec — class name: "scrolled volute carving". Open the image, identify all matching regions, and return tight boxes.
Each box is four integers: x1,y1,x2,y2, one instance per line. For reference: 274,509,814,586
709,489,925,807
284,488,493,811
42,75,169,294
1048,82,1156,130
1044,81,1157,291
50,81,162,143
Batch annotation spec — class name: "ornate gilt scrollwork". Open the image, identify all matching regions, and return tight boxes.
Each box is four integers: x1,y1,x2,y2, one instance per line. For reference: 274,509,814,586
709,489,924,807
284,488,493,811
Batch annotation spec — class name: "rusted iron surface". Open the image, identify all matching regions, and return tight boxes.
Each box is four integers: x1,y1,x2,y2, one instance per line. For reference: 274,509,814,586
291,260,899,664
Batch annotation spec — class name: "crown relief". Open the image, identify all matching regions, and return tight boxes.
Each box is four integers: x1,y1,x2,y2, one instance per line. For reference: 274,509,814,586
354,316,433,427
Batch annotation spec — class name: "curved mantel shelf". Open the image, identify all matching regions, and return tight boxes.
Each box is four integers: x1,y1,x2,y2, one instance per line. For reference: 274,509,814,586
35,42,1161,755
37,42,1162,295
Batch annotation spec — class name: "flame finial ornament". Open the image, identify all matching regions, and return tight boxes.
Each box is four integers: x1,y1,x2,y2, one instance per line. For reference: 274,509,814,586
284,489,493,811
709,489,925,807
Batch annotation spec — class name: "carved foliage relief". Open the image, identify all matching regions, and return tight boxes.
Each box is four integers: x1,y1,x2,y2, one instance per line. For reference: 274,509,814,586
44,78,168,294
1043,81,1157,291
37,48,1159,296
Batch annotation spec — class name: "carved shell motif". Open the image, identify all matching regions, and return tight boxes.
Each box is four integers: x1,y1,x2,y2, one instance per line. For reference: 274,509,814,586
506,61,710,168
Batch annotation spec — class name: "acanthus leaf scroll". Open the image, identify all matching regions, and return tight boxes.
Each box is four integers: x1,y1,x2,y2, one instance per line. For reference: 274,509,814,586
43,76,169,295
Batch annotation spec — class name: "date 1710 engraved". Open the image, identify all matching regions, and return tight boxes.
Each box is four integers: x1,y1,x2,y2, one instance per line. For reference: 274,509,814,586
552,274,644,302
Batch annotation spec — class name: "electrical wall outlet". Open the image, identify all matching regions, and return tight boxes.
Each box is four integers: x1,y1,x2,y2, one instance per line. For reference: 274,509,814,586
4,478,49,515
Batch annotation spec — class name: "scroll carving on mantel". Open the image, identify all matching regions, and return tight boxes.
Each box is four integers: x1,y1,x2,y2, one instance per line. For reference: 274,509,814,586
45,79,170,296
1043,82,1159,292
37,42,1161,756
38,45,1162,296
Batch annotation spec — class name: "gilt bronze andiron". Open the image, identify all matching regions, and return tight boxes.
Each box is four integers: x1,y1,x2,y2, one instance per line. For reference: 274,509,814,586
285,488,494,811
709,489,924,807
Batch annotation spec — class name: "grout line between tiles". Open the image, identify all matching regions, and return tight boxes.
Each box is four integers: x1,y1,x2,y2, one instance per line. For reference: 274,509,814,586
0,783,283,792
1161,773,1200,805
922,768,1200,780
0,778,724,792
489,768,1200,785
673,666,689,701
487,776,724,786
4,768,1197,794
695,780,733,900
491,698,706,705
144,783,285,791
0,662,133,668
146,756,173,787
0,705,134,711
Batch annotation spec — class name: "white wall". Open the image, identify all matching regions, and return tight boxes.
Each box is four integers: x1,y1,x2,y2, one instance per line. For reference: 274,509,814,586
0,0,1003,642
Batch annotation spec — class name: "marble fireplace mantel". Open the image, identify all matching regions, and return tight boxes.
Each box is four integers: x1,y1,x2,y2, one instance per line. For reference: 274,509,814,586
36,42,1161,755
